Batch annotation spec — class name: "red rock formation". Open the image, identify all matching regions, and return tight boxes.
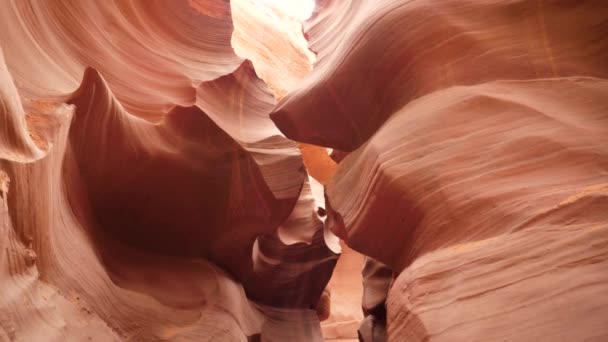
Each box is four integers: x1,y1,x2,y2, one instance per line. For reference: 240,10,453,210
2,0,608,341
0,1,338,340
272,0,608,151
295,1,608,341
0,0,245,121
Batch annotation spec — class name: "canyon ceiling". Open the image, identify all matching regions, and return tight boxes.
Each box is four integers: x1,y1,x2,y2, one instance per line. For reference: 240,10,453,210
1,0,607,341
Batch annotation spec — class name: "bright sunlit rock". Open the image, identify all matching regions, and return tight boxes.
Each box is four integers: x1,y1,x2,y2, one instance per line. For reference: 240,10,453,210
254,0,315,21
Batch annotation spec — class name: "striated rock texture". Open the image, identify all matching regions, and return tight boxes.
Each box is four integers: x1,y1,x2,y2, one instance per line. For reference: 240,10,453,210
273,0,608,151
2,0,608,342
1,0,338,341
285,0,608,341
329,78,608,341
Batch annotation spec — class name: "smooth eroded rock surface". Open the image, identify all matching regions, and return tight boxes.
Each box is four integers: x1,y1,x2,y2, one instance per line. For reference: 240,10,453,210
2,0,607,341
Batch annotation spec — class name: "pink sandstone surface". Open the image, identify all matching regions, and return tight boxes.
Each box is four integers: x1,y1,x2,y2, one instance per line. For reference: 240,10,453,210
1,0,607,341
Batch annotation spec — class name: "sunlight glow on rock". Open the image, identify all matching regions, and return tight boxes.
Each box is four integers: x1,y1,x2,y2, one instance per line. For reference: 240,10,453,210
254,0,315,21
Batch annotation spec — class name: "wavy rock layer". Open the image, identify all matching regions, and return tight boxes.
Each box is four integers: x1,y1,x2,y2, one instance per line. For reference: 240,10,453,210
2,0,608,341
0,64,266,341
327,78,608,270
0,0,339,340
387,192,608,341
273,0,608,151
0,0,242,120
256,1,608,340
326,78,608,341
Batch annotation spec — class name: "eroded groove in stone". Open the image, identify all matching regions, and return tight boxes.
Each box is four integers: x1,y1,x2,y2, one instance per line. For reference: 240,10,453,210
1,0,607,341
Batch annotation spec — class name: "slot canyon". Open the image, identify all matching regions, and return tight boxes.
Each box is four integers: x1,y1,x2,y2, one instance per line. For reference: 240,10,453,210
1,0,607,341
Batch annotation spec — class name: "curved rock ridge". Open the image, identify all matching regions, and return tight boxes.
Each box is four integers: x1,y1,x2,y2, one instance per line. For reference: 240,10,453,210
0,3,338,337
387,187,608,341
1,156,265,341
0,0,243,120
1,64,337,342
294,3,608,338
67,67,298,276
69,65,339,312
273,0,608,151
251,226,338,308
0,174,122,341
0,47,71,163
3,0,608,341
0,75,265,340
303,0,372,69
196,60,304,201
326,77,608,341
326,78,608,270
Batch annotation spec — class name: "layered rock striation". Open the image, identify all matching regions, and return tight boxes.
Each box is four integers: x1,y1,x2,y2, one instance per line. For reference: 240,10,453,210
2,0,608,341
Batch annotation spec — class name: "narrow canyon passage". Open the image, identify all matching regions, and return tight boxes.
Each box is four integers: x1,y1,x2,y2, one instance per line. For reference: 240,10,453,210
1,0,607,342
